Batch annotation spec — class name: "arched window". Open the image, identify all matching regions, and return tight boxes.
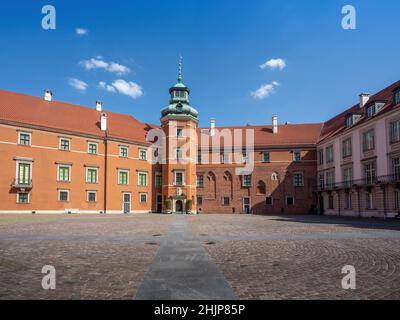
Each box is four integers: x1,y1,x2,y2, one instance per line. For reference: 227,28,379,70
271,172,279,181
224,171,232,181
257,181,266,195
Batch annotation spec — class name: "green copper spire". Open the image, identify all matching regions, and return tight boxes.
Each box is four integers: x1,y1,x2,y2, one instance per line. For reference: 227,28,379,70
161,58,198,119
178,55,183,83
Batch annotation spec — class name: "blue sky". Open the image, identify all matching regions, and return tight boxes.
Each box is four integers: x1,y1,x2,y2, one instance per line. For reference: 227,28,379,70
0,0,399,127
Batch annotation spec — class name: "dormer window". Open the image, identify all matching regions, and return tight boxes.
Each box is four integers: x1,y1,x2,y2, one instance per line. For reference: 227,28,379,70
345,113,362,127
176,103,183,113
395,90,400,106
366,104,376,117
345,115,354,127
366,102,385,118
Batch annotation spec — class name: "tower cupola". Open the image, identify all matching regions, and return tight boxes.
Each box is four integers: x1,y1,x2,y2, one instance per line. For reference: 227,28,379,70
161,57,198,119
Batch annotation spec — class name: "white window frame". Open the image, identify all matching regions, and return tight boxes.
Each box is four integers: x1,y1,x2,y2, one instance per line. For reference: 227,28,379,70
137,171,148,186
366,191,374,209
326,171,335,188
196,174,204,188
119,145,129,158
293,151,301,162
392,157,400,178
222,197,230,206
139,192,148,203
88,142,98,155
326,146,334,163
174,171,185,186
366,104,376,118
342,139,352,158
118,169,130,185
242,174,252,187
57,164,72,182
293,172,304,187
17,192,30,204
344,192,352,209
139,148,147,161
16,160,33,184
59,138,71,151
363,130,375,151
86,167,99,184
395,90,400,106
343,167,353,187
317,149,324,165
18,131,31,146
87,191,97,203
58,189,70,202
176,127,184,138
175,148,183,161
345,115,354,127
390,120,400,144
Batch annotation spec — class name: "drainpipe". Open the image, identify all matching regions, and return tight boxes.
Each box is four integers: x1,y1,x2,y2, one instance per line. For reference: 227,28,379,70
103,132,108,214
383,185,387,220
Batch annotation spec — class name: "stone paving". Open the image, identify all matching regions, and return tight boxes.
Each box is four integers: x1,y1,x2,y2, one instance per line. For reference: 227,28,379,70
0,213,400,300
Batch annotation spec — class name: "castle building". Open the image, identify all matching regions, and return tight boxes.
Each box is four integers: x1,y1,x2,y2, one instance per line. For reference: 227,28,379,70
1,62,398,216
316,80,400,218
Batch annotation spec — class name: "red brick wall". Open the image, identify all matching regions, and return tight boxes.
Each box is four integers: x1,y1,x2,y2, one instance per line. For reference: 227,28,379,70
197,149,318,214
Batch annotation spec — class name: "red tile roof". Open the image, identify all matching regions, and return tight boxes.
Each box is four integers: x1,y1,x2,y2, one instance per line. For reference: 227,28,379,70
0,89,324,148
198,123,323,148
319,80,400,143
0,89,156,144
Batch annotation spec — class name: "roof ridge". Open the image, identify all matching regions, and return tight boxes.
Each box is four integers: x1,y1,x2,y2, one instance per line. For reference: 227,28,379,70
0,89,144,123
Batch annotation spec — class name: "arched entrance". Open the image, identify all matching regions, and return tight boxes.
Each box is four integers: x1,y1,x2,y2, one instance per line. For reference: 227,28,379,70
175,200,184,213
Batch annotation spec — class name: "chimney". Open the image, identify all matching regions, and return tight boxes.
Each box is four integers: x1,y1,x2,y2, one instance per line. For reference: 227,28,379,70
100,112,107,131
272,115,278,134
96,101,103,112
44,89,53,102
210,118,216,137
359,93,370,108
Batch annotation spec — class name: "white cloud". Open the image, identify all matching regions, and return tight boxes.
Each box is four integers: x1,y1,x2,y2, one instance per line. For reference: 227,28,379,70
76,28,88,36
251,81,280,100
68,78,88,92
99,81,116,93
260,58,286,70
80,58,130,75
99,80,143,99
107,62,130,75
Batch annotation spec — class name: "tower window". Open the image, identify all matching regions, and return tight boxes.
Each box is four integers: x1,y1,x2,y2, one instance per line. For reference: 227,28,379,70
174,171,184,186
177,127,184,137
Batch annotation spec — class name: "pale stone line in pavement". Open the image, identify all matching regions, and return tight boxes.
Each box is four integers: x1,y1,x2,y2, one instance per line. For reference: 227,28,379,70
135,215,238,300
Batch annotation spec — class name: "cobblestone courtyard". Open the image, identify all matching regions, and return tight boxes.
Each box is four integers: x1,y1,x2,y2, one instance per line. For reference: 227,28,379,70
0,213,400,300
